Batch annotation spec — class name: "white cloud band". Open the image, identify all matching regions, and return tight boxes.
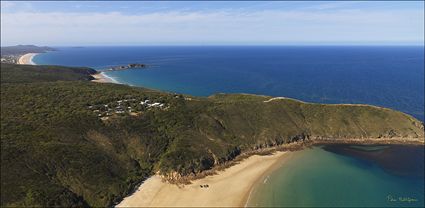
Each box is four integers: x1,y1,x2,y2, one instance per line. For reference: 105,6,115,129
1,9,424,45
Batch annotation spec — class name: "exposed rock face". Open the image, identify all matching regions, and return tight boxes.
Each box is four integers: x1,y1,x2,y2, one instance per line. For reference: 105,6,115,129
161,171,184,183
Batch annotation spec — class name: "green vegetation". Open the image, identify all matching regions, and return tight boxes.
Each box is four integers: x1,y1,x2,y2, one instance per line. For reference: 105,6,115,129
1,63,423,207
0,64,96,83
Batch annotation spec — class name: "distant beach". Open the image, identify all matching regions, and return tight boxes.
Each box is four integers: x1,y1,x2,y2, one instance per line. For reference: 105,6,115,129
116,151,291,207
91,72,119,84
17,52,118,84
18,53,38,65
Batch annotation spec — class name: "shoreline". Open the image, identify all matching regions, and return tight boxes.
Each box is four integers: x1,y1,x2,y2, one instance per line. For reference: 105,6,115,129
116,151,291,207
243,151,295,207
115,138,423,207
91,72,119,84
17,52,120,84
18,53,38,65
308,137,425,146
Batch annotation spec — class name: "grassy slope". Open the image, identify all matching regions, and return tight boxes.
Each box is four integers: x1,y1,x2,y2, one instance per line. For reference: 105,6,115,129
1,64,423,207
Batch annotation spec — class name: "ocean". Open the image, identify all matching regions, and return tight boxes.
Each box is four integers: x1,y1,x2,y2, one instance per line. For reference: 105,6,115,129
33,46,424,206
246,145,424,207
33,46,424,121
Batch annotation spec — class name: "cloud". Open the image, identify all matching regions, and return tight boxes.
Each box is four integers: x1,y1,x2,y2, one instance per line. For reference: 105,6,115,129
1,8,424,46
1,1,14,7
1,1,35,13
306,2,360,10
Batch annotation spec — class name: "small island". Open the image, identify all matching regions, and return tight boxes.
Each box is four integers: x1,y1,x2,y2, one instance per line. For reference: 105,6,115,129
106,63,147,71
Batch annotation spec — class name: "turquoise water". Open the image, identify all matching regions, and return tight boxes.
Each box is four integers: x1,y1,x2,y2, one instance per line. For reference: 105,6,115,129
33,46,424,121
247,145,424,207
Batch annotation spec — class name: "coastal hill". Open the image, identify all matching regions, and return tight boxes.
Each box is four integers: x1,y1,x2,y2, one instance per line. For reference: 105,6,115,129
0,45,55,56
1,63,423,207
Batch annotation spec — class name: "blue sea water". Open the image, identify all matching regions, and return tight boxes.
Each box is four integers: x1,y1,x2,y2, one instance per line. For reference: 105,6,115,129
33,46,424,120
247,145,424,207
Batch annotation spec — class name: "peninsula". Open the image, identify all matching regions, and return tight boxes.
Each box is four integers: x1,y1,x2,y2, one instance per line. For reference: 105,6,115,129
1,63,423,207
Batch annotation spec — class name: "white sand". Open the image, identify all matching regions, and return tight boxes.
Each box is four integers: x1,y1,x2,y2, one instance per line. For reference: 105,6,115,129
91,72,117,83
116,151,292,207
18,53,38,65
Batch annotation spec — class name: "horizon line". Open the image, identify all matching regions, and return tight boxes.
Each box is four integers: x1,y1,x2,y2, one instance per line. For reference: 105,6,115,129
2,44,424,47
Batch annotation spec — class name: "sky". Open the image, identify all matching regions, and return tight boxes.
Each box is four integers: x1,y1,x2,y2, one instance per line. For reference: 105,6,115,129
1,1,424,46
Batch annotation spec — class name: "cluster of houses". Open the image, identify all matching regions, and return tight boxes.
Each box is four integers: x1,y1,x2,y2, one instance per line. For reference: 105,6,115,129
140,100,165,108
0,55,20,64
88,98,168,120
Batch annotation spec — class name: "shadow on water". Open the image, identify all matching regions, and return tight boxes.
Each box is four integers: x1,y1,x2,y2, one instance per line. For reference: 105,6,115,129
322,144,425,179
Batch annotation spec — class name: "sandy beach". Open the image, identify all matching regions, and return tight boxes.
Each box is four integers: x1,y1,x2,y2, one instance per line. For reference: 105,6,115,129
116,151,292,207
18,53,38,65
91,72,117,83
16,53,117,84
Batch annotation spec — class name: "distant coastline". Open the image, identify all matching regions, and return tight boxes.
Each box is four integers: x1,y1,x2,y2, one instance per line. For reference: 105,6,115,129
1,45,55,64
18,53,38,65
16,52,119,84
